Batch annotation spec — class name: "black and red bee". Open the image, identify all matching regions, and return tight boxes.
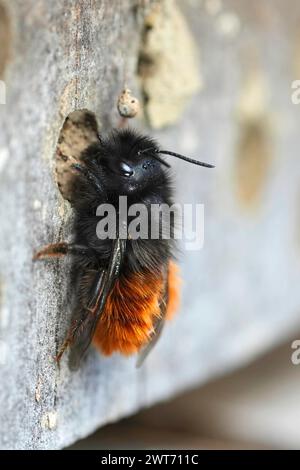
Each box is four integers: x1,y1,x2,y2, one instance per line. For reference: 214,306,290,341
34,129,213,369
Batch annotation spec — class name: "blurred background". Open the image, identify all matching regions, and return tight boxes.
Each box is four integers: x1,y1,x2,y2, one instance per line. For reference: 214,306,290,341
70,337,300,449
1,0,300,450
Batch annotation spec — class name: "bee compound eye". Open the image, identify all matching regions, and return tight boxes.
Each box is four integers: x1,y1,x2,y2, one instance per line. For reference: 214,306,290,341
142,160,154,170
120,161,133,177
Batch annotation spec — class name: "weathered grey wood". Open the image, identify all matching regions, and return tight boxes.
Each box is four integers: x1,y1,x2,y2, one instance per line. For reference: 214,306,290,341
1,0,300,449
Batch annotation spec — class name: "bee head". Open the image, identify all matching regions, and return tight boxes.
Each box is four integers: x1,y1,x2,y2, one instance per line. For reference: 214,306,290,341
99,130,168,194
96,128,214,195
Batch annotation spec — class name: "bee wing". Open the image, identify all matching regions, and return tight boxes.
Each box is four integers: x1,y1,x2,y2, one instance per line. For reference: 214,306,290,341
136,270,168,368
67,238,126,370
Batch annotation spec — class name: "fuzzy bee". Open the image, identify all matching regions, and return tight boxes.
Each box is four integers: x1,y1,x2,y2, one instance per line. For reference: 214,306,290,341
34,129,214,369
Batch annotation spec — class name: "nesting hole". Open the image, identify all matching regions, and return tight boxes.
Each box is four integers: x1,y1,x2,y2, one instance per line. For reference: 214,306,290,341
55,110,100,202
234,62,272,209
0,3,11,79
235,120,271,208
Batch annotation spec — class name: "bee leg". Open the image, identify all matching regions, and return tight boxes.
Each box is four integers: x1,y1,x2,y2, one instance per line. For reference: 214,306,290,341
55,268,106,364
55,272,105,365
71,163,103,194
56,333,73,364
33,242,90,260
55,306,96,365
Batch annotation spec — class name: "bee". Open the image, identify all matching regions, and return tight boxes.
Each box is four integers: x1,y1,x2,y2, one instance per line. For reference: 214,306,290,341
34,129,214,369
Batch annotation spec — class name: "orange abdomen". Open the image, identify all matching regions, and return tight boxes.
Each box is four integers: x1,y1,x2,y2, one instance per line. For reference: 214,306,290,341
93,261,181,356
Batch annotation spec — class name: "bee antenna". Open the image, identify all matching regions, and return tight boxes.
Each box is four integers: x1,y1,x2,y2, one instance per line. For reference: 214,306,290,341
157,150,215,168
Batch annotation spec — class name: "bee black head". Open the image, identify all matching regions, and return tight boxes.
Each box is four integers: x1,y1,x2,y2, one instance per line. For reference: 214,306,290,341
86,128,214,195
97,129,168,194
